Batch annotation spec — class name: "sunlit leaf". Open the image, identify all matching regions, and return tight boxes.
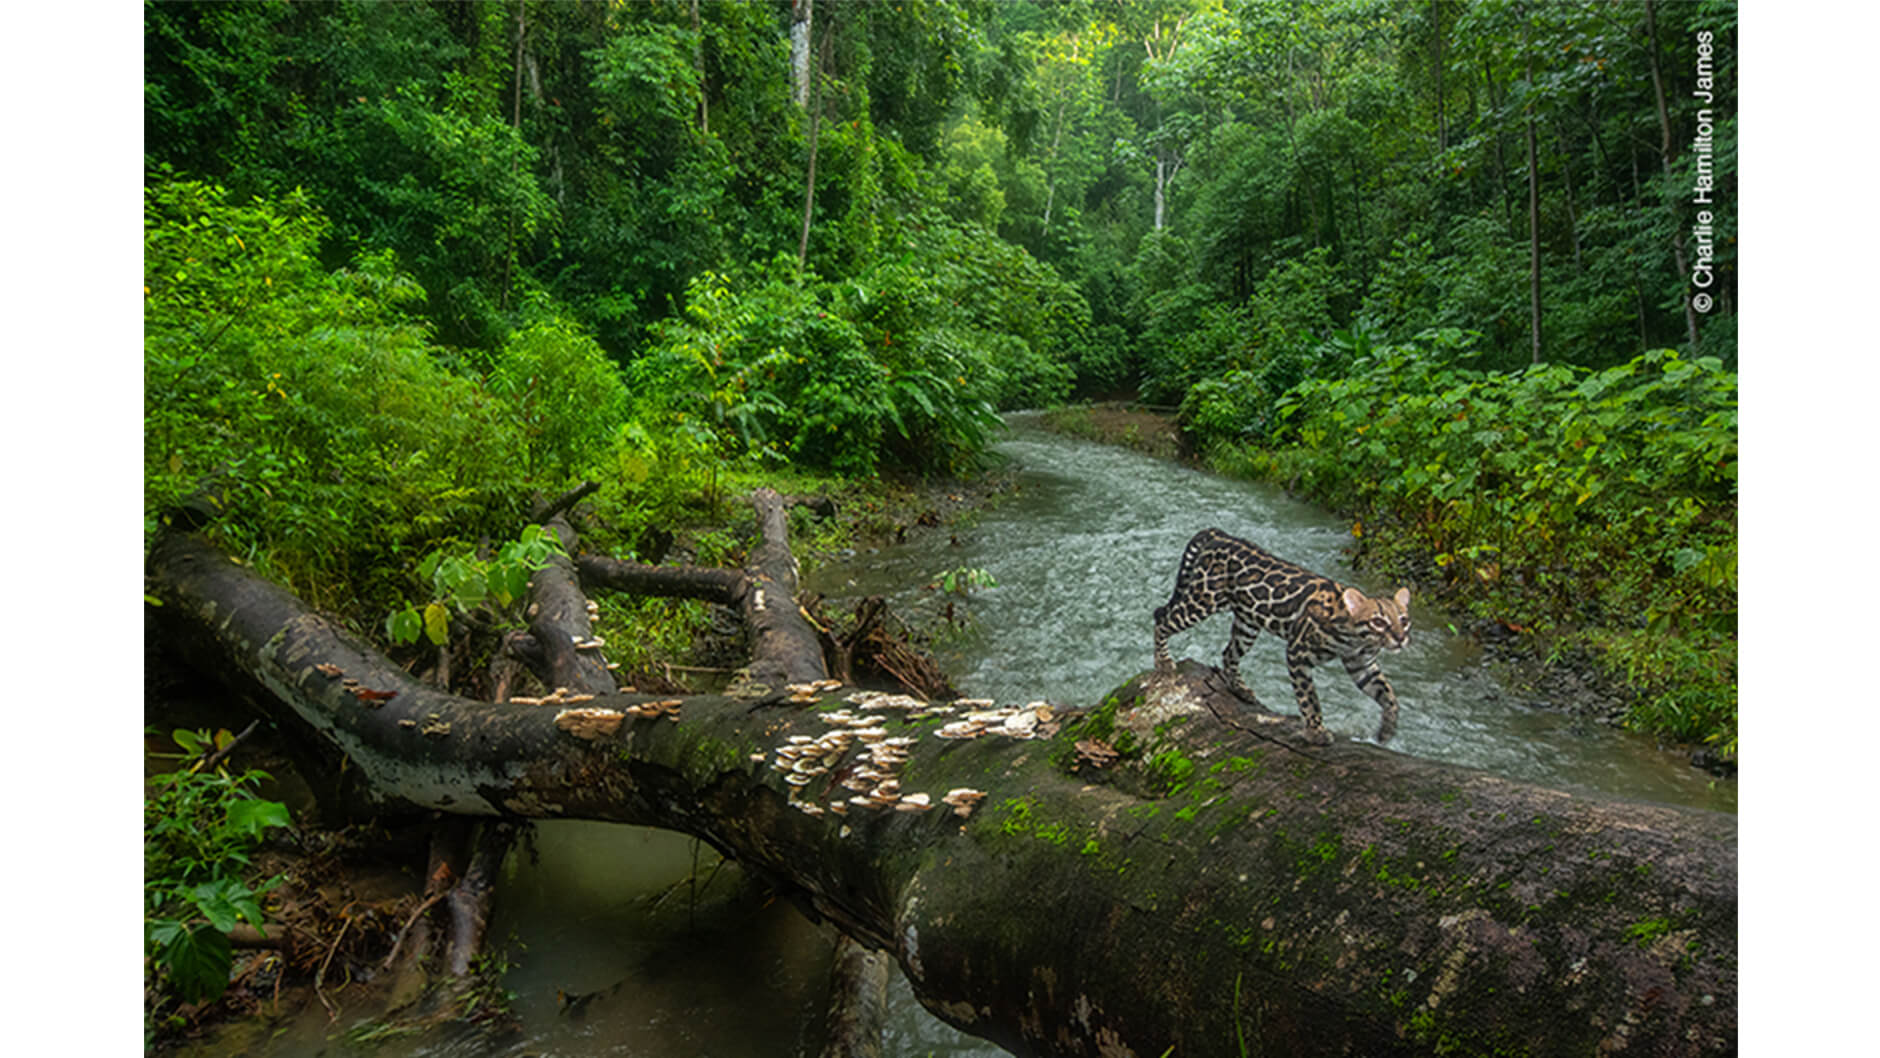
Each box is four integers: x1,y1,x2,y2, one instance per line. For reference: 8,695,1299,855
423,602,450,646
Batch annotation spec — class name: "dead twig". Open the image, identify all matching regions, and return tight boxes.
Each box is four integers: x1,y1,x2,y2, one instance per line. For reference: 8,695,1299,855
314,903,356,1021
382,889,451,970
199,718,261,772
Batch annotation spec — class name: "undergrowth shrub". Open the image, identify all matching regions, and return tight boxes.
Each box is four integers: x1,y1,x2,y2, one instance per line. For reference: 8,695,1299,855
1232,338,1737,753
628,235,1080,478
145,730,293,1029
487,317,631,480
144,180,530,611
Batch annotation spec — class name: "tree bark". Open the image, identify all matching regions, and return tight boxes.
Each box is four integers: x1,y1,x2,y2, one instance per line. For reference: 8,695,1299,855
738,487,827,691
790,0,814,110
820,936,891,1058
574,554,746,606
148,533,1737,1057
796,0,820,268
446,822,516,976
530,480,600,525
1555,124,1584,274
690,0,708,135
1431,0,1447,153
524,515,618,698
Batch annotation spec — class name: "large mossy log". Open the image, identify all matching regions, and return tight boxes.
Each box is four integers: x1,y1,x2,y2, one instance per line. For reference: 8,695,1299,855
147,531,1735,1058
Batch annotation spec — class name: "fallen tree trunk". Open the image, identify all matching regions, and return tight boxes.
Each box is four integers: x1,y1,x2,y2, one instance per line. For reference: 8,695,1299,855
575,554,746,605
523,514,619,698
569,488,824,693
738,487,828,691
147,533,1735,1058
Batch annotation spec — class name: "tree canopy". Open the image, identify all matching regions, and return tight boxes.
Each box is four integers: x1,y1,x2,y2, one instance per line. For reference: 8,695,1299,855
145,0,1736,748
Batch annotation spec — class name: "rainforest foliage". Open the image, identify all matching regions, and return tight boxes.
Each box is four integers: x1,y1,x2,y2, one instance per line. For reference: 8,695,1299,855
144,1,1735,736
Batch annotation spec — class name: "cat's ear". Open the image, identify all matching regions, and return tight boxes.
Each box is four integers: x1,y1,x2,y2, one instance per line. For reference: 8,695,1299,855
1341,587,1369,614
1393,587,1411,609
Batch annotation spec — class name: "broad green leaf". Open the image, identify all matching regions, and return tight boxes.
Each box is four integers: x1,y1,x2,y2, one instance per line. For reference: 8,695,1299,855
423,602,450,646
226,798,292,839
387,607,422,645
172,729,207,757
160,922,233,1004
191,880,245,933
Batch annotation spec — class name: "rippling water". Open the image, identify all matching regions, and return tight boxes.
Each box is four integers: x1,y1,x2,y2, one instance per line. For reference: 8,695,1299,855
811,414,1734,813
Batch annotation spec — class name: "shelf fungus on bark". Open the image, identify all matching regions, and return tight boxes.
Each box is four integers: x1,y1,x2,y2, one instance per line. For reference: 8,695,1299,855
942,788,988,818
554,706,626,740
623,698,683,721
508,687,597,706
1074,739,1121,769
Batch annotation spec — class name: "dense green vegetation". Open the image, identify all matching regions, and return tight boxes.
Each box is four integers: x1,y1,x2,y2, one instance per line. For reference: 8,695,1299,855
145,2,1734,750
144,729,294,1032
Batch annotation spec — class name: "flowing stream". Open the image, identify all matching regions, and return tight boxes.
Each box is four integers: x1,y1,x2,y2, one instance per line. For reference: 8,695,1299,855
216,414,1730,1057
810,414,1733,813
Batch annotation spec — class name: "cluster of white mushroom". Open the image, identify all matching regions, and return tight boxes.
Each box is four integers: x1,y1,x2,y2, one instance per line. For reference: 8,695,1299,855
842,689,972,721
756,709,925,818
784,679,846,703
621,697,683,721
745,689,1053,825
935,701,1056,741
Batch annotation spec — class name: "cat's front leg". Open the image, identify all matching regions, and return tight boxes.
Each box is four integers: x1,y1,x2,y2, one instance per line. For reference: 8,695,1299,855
1343,655,1399,743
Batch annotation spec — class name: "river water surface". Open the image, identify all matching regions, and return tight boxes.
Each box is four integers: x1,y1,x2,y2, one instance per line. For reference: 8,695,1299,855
810,414,1733,813
224,414,1731,1057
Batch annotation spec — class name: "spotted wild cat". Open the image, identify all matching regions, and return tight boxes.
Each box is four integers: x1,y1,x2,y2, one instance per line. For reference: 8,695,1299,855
1152,528,1410,744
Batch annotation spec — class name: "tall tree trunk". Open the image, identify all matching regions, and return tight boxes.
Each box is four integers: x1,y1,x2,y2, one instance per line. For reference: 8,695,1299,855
797,24,821,269
1143,16,1188,234
790,0,813,110
1524,12,1542,364
1432,0,1447,153
1349,156,1367,252
1584,95,1612,206
502,1,527,312
1644,0,1703,351
1633,258,1651,352
691,0,708,134
1153,153,1168,232
1484,57,1513,231
1040,94,1071,238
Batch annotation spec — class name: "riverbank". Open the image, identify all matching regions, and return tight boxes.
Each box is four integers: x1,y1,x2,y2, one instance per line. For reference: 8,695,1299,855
1035,401,1736,775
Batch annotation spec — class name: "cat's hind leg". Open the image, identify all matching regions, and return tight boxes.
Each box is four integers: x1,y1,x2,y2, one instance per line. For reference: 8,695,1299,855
1219,608,1264,706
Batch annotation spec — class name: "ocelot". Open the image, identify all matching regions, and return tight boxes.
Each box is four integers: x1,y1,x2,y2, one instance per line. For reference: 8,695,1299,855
1152,528,1410,744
